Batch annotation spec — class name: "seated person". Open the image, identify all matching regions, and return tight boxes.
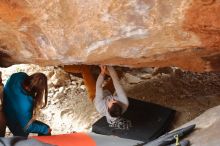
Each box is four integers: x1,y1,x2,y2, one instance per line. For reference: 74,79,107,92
94,66,131,129
3,72,51,137
0,71,6,137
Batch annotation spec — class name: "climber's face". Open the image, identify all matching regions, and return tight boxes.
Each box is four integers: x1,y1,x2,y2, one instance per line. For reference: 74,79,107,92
107,98,117,108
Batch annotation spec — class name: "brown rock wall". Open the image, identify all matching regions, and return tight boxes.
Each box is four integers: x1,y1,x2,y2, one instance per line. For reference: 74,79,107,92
0,0,220,72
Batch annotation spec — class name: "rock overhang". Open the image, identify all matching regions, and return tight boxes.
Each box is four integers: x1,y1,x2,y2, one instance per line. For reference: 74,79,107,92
0,0,220,72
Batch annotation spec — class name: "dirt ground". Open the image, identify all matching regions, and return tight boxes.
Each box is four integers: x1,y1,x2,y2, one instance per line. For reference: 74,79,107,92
122,67,220,129
1,65,220,135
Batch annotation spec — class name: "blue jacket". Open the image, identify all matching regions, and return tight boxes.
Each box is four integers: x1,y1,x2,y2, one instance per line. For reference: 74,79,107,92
3,72,49,136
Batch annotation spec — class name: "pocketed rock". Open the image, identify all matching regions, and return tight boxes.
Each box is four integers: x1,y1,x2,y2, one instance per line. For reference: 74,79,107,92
50,69,70,88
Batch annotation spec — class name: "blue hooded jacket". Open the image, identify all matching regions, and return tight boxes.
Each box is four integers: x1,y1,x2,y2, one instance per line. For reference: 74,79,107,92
3,72,49,136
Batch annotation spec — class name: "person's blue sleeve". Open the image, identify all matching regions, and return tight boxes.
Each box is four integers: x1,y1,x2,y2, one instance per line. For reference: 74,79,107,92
15,110,49,135
26,120,49,135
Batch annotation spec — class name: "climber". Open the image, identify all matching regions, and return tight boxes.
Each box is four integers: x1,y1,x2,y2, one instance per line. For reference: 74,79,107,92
63,65,130,128
3,72,52,137
94,66,131,129
63,65,123,101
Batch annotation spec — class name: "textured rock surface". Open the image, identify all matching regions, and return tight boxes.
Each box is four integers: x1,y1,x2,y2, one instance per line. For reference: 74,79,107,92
177,105,220,146
0,64,101,134
0,0,220,71
1,64,220,141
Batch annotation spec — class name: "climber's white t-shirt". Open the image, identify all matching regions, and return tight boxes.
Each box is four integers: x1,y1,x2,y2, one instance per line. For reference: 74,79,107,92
94,67,129,124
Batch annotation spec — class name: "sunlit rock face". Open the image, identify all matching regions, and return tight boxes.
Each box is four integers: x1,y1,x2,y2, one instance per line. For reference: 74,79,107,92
0,0,220,72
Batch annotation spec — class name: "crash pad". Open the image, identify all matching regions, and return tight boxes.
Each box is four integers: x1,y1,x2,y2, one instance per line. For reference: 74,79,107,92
92,98,175,142
33,133,96,146
33,133,142,146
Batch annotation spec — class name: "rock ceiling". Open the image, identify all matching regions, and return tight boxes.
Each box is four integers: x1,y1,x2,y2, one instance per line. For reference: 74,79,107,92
0,0,220,72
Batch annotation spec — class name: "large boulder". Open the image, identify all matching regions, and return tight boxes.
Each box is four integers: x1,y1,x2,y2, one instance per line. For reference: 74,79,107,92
0,0,220,72
177,105,220,146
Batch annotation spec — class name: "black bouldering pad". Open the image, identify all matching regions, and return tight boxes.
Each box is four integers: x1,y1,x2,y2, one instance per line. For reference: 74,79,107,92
92,98,175,142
